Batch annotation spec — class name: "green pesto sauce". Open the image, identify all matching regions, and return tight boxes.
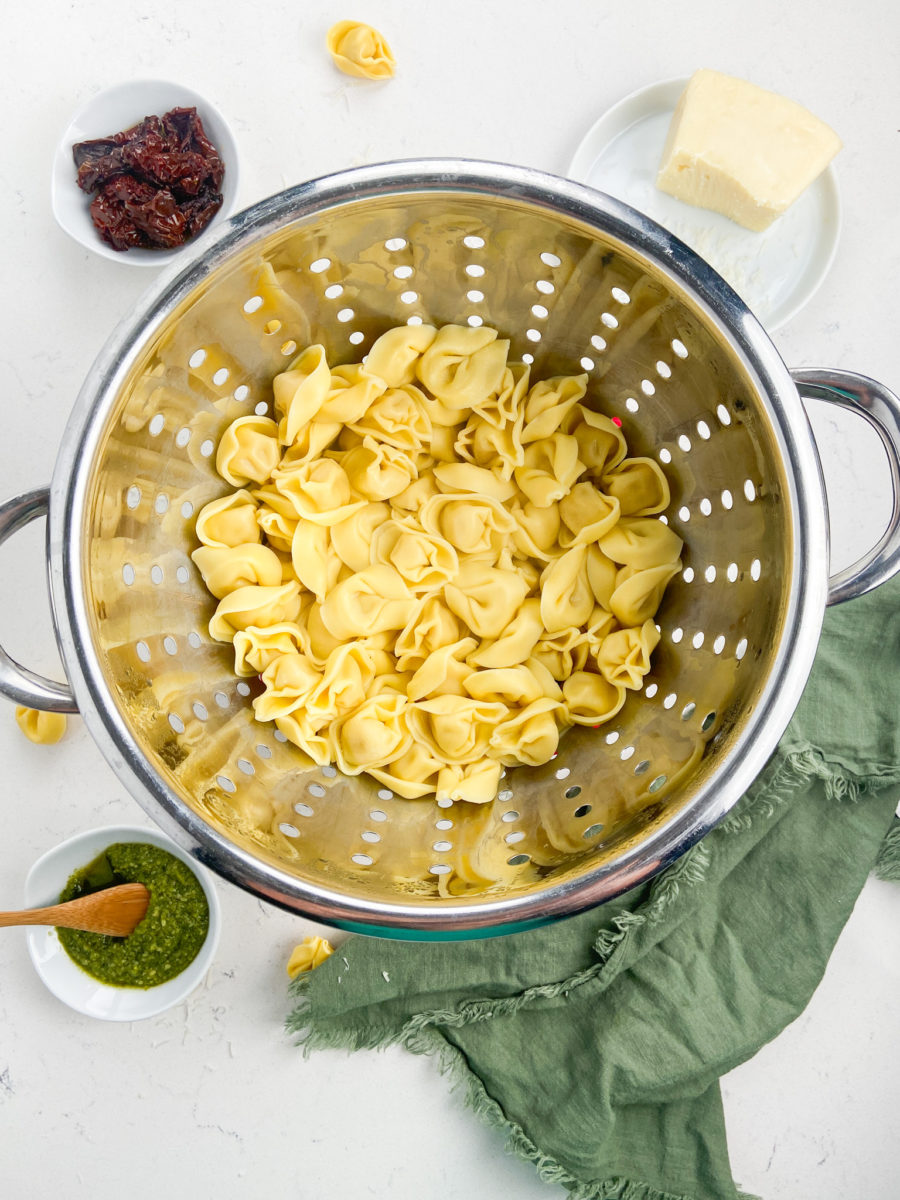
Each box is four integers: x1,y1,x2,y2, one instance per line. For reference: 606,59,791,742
57,842,209,989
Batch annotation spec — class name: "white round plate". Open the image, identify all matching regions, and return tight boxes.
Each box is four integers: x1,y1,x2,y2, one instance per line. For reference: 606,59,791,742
51,79,240,267
24,824,221,1020
567,77,841,330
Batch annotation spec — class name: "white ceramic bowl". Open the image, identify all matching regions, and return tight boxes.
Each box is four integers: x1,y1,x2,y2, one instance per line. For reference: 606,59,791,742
24,824,221,1020
51,79,240,266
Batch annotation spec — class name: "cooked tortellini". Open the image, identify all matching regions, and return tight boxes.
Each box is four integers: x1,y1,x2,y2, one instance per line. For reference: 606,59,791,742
326,20,396,80
197,325,680,805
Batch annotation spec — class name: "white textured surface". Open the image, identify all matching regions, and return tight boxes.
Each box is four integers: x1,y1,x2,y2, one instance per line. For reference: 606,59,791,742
1,2,898,1197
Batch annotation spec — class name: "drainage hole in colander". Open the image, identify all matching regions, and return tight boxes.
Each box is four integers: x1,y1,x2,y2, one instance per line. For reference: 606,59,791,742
363,831,382,844
692,632,704,649
750,558,762,580
611,286,630,304
677,505,690,522
334,308,353,323
256,744,272,759
465,264,485,278
398,293,416,307
582,824,604,839
407,315,424,326
681,702,697,721
590,335,607,353
498,788,514,802
280,340,297,356
536,279,555,295
214,691,229,708
176,566,189,583
716,403,732,425
721,489,734,510
200,439,215,458
701,711,717,731
384,237,406,252
663,693,677,709
678,434,691,452
149,414,165,437
505,831,526,846
308,783,326,798
507,853,531,866
633,761,650,776
531,304,549,319
727,562,739,582
573,804,591,818
187,632,202,649
699,498,712,516
150,565,163,584
168,714,184,734
540,251,561,267
522,353,534,364
467,315,483,328
279,823,300,838
122,564,135,586
391,267,413,282
255,401,269,416
435,817,453,830
501,810,519,823
370,809,388,822
237,758,254,775
682,566,694,583
463,235,485,249
347,331,364,346
189,348,207,368
136,641,150,663
432,839,451,852
216,775,236,794
564,785,581,798
243,296,263,313
736,638,748,660
645,683,658,698
467,289,484,303
671,627,684,644
176,427,192,449
697,420,711,440
580,357,594,371
648,775,667,794
322,765,337,778
555,766,570,780
605,731,619,744
624,397,639,415
641,379,655,397
526,329,541,342
601,312,618,329
619,746,635,761
659,447,672,464
376,787,394,801
163,636,177,655
713,635,726,655
212,367,229,386
704,565,716,583
294,802,314,817
744,479,757,502
309,257,330,273
428,863,449,875
324,283,345,298
273,729,287,742
235,682,249,698
193,702,208,721
126,485,141,510
180,500,194,518
656,360,672,379
233,384,250,402
671,338,688,358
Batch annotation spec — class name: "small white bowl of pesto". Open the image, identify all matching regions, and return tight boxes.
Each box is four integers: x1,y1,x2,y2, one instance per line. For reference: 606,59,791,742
24,824,221,1020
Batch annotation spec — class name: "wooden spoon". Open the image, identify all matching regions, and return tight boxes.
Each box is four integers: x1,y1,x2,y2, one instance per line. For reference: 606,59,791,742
0,883,150,937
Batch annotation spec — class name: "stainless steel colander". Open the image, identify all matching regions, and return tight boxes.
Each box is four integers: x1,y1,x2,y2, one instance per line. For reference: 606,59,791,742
3,161,900,936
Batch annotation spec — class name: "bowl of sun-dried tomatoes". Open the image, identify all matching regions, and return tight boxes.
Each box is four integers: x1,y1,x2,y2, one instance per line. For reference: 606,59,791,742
51,80,240,265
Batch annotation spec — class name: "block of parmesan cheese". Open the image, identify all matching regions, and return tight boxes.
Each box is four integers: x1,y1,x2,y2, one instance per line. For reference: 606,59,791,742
656,69,841,231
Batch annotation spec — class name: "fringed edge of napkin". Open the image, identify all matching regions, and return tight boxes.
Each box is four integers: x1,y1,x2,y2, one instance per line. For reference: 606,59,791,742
286,744,899,1200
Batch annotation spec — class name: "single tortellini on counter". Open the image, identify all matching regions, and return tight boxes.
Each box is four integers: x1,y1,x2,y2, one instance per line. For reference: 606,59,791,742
371,515,459,593
514,434,585,507
216,416,280,486
332,694,412,774
601,457,670,516
562,672,626,726
191,542,284,599
419,492,516,560
286,936,334,979
195,490,261,548
319,564,417,640
342,438,418,502
596,619,661,689
326,20,396,80
15,706,67,745
444,562,530,640
416,325,509,411
208,581,302,642
521,374,587,443
273,345,332,446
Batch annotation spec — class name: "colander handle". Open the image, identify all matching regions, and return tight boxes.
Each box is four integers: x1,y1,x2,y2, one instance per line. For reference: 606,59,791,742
793,368,900,606
0,488,77,712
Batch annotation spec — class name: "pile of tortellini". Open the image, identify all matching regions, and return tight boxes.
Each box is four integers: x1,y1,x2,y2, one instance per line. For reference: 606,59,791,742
191,324,683,805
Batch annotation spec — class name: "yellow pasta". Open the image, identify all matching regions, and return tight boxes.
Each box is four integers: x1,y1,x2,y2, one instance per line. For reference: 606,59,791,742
326,20,396,80
15,706,67,745
197,324,680,803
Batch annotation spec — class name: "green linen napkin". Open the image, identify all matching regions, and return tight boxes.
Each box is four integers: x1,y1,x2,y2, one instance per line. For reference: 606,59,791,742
287,577,900,1200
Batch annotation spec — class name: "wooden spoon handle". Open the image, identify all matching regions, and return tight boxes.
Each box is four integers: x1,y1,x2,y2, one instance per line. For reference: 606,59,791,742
0,883,150,936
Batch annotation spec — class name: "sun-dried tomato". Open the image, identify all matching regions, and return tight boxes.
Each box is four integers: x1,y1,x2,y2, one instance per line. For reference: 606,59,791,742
72,106,226,252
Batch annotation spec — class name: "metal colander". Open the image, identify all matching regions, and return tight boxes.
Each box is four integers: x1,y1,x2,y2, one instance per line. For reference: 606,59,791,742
4,162,900,936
